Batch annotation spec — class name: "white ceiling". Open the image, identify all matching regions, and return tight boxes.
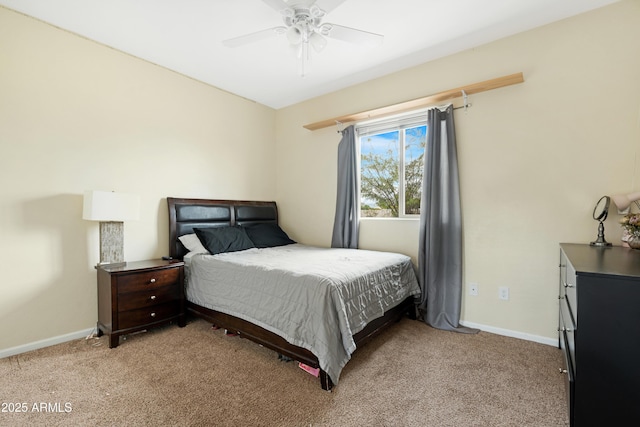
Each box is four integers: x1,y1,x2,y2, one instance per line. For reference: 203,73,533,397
1,0,619,109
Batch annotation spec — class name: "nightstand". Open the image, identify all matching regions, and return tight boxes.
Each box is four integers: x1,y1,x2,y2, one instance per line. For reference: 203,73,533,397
96,259,185,348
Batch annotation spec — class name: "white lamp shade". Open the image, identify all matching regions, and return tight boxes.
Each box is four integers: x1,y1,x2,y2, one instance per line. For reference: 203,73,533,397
83,190,140,221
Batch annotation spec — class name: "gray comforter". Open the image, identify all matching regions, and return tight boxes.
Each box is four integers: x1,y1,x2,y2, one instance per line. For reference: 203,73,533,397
185,244,421,384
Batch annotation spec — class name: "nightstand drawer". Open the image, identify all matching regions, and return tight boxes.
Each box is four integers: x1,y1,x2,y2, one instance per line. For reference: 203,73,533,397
118,286,180,312
97,260,185,348
118,302,180,330
117,267,180,294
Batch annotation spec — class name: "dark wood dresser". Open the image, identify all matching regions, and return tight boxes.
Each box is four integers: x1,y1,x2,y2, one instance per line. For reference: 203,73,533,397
97,259,185,348
558,243,640,426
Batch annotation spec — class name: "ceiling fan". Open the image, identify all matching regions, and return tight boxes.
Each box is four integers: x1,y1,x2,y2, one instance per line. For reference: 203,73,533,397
222,0,383,76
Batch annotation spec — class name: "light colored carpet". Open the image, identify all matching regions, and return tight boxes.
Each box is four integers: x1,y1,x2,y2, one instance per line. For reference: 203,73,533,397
0,317,568,426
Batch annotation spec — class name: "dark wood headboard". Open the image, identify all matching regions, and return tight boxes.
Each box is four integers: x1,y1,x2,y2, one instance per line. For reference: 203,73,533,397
167,198,278,259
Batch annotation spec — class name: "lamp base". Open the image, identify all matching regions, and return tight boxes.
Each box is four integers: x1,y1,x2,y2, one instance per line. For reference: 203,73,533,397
96,261,127,269
99,221,125,265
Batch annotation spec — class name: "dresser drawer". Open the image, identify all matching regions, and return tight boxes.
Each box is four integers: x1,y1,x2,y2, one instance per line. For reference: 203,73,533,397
560,293,576,331
563,263,577,320
117,267,181,294
118,302,180,330
559,328,575,425
118,285,181,312
560,298,576,372
559,255,568,297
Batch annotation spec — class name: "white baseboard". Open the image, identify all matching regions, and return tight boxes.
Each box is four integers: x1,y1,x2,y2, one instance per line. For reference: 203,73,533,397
1,321,558,359
460,320,558,347
0,327,96,359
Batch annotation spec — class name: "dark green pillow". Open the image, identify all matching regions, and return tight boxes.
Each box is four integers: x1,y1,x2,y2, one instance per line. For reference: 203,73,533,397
243,223,296,248
194,226,255,255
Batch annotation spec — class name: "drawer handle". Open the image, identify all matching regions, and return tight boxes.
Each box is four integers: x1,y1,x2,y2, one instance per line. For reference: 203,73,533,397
150,295,157,301
558,368,567,375
150,312,156,318
149,278,156,284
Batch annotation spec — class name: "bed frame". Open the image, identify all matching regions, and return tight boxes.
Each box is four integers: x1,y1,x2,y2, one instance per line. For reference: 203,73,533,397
167,197,415,391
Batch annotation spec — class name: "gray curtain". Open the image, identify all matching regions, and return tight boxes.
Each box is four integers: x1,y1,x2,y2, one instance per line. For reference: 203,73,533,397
331,125,359,249
418,105,478,333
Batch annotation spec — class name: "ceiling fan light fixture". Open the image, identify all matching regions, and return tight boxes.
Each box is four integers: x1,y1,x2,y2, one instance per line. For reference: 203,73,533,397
309,5,325,19
318,23,332,37
310,31,327,52
224,0,383,77
280,7,295,18
286,25,303,44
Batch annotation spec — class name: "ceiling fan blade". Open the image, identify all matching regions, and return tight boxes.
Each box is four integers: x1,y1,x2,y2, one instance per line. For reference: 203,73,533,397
222,27,287,48
322,24,383,47
314,0,347,14
262,0,292,14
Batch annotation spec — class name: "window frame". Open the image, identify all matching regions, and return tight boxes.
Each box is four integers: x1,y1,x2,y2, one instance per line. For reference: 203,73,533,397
356,110,428,219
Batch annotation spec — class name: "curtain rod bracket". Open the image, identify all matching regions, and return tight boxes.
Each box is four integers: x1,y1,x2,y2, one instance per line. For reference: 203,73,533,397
461,90,469,112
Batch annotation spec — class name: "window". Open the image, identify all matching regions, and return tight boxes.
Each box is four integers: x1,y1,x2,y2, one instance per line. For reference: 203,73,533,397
358,112,427,218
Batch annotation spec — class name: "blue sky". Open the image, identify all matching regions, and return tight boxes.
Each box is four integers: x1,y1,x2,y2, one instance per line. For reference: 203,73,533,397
360,126,426,164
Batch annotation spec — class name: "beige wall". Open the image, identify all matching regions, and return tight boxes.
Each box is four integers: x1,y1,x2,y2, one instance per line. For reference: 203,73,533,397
2,0,639,354
0,7,276,351
276,0,640,341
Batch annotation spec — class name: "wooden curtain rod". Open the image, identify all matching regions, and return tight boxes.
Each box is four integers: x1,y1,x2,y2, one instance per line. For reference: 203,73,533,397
303,72,524,131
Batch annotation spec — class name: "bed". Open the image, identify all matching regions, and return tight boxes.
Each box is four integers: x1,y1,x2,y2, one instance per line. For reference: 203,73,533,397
167,197,421,391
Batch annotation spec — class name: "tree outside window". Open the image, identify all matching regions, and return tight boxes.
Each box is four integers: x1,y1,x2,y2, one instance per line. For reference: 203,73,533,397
360,125,426,218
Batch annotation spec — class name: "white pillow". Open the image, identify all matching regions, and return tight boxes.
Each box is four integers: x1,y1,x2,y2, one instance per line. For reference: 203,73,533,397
179,233,209,254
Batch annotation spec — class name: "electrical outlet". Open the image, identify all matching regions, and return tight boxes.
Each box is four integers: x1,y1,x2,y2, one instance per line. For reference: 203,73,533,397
469,282,478,296
499,286,509,300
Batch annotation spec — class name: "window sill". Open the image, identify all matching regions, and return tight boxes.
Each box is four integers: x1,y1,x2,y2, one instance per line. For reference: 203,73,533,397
359,217,420,221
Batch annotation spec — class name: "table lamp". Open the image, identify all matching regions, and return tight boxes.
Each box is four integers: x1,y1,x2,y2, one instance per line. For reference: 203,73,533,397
83,190,140,266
